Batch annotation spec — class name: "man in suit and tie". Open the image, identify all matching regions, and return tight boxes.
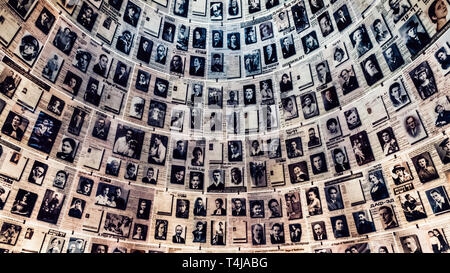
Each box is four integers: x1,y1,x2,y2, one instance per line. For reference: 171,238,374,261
281,37,295,59
334,6,352,31
232,199,246,216
172,225,186,244
270,223,285,244
313,222,327,240
429,189,450,214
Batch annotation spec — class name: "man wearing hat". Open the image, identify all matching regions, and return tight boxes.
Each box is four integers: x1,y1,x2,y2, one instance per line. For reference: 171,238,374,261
439,138,450,164
391,164,412,185
404,19,431,56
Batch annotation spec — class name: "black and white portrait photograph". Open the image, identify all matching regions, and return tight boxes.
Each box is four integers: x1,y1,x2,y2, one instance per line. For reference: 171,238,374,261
399,191,427,222
408,61,438,100
170,109,184,131
400,14,431,56
426,186,450,214
249,161,267,187
344,107,361,130
279,73,293,93
192,27,207,49
15,32,41,66
228,0,241,18
53,26,77,55
142,167,158,184
324,117,342,139
11,189,37,217
377,127,400,156
231,198,246,216
267,138,282,159
162,21,175,43
132,224,148,241
350,25,373,58
288,161,309,184
259,22,274,41
123,1,141,27
105,156,121,176
211,197,226,215
91,115,110,140
53,170,68,189
170,55,185,74
338,66,359,95
435,138,450,164
192,221,206,243
388,79,410,110
68,198,85,219
189,56,205,77
210,2,223,20
228,140,243,162
62,71,82,95
76,176,94,196
176,24,189,51
311,221,327,241
301,31,319,54
321,86,339,111
72,48,92,73
360,54,383,86
189,171,204,190
191,146,205,166
35,7,55,35
37,189,65,224
300,92,319,119
42,54,64,83
269,223,284,244
0,222,21,246
248,0,261,14
400,235,422,253
383,43,404,72
0,67,21,99
249,200,264,218
67,237,85,253
291,0,310,33
331,215,350,238
325,185,344,211
136,199,152,220
230,167,243,186
27,112,62,154
243,84,256,105
136,37,153,64
332,42,349,67
286,137,303,159
318,11,334,37
352,210,375,235
83,77,103,106
316,61,332,87
27,160,48,185
95,182,128,210
102,212,132,237
68,108,86,136
378,204,398,230
350,131,375,166
367,169,389,201
174,0,189,17
176,199,190,218
207,87,223,109
244,26,257,45
227,32,240,50
402,110,428,145
389,0,411,23
244,49,262,76
310,152,327,175
93,54,112,78
390,162,413,185
135,70,150,92
370,16,391,45
282,95,298,120
307,125,321,148
116,30,134,55
331,147,350,173
275,10,290,32
113,61,130,87
211,53,224,73
76,1,98,32
56,136,79,163
434,46,450,75
1,111,29,142
212,30,223,48
411,151,439,183
8,0,37,20
148,134,168,165
113,124,145,160
171,224,185,244
333,4,352,32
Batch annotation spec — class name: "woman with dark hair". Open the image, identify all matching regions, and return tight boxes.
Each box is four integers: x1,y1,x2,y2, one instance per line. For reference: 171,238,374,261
333,148,350,172
230,167,242,184
191,147,203,166
2,114,24,141
433,229,449,252
368,171,389,201
68,199,83,219
56,138,77,162
334,47,345,63
124,163,137,180
280,73,293,92
193,197,206,216
428,0,448,32
307,188,322,216
378,246,389,253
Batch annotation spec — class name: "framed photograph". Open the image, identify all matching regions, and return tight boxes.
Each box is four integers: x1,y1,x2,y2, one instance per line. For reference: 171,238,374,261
402,110,428,145
62,71,82,96
426,186,450,215
76,2,98,32
291,0,309,33
400,14,431,56
331,147,350,173
435,138,450,164
147,100,167,128
113,61,130,87
148,134,168,165
321,86,339,111
47,96,65,116
113,124,145,160
390,161,414,185
192,221,206,243
280,35,296,59
170,165,185,185
400,235,422,253
0,10,21,47
132,224,148,241
14,32,41,66
387,78,410,110
72,48,92,73
94,182,129,210
318,11,334,37
68,198,85,219
259,22,274,41
398,191,427,222
244,49,261,76
11,189,38,217
68,108,86,136
306,125,321,148
408,61,438,100
248,0,261,14
1,111,29,142
67,237,86,253
27,112,62,154
227,0,242,19
360,54,383,86
324,116,342,140
311,221,327,241
51,169,68,189
249,161,267,188
367,169,390,201
332,41,349,67
56,136,79,163
123,1,141,27
27,160,48,185
350,131,375,166
192,27,206,49
102,212,132,237
76,176,94,196
301,31,319,54
0,66,21,99
330,215,349,238
116,29,134,55
411,152,439,183
129,96,145,120
344,107,361,130
0,222,21,246
37,189,65,224
35,7,56,33
96,14,118,45
57,0,80,15
53,25,77,55
189,56,205,77
352,210,375,235
8,0,37,20
91,115,111,140
377,127,400,156
388,0,411,23
288,161,309,184
210,2,223,21
105,156,121,176
136,198,151,220
434,46,450,75
338,65,359,95
92,54,112,78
